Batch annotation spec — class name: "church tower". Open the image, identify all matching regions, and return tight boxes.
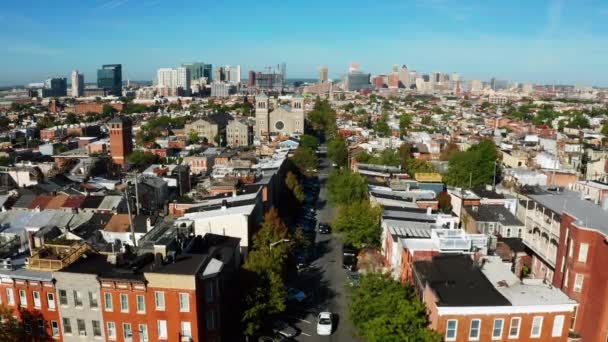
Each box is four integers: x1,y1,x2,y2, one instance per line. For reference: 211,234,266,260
255,94,269,139
291,95,304,135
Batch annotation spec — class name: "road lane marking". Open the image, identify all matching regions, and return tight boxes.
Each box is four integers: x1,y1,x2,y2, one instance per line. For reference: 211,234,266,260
288,315,312,324
301,332,311,336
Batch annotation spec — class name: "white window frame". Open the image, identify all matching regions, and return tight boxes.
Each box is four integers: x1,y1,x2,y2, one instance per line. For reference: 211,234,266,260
107,321,116,340
492,318,504,340
73,290,83,307
104,293,113,311
509,317,521,339
62,318,72,335
469,319,481,340
552,315,565,337
19,289,27,307
139,324,148,342
77,318,86,336
574,273,584,293
6,288,14,305
92,320,102,337
33,291,41,308
181,321,192,338
47,293,55,310
446,319,458,341
157,320,167,340
531,316,543,338
136,295,146,313
179,293,190,312
89,291,99,309
120,293,129,313
155,291,165,311
58,289,68,306
123,323,133,340
51,320,60,337
577,243,588,263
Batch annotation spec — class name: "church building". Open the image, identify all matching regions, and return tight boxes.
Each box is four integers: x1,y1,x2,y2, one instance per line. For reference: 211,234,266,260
255,95,304,139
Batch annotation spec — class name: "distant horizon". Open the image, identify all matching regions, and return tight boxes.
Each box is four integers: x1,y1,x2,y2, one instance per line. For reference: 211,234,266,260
1,1,607,87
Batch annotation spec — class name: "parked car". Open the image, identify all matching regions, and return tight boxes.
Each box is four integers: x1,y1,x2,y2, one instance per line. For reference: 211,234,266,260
317,312,333,335
318,223,330,234
342,244,357,271
273,319,298,338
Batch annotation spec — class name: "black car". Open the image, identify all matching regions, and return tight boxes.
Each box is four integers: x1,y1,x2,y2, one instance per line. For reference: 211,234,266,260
318,223,331,234
342,244,357,271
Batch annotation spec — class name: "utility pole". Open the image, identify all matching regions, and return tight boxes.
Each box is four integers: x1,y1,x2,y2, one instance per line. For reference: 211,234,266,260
132,172,140,215
469,172,472,189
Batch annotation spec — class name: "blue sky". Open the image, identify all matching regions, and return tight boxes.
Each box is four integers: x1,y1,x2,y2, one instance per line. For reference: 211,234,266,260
1,0,607,86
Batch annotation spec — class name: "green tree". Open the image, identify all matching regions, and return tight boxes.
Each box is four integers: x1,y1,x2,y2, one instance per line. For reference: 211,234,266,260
327,137,349,168
65,113,79,124
405,158,436,175
440,142,459,161
242,209,293,336
438,189,453,214
187,130,200,145
398,143,412,167
0,306,26,342
399,113,413,136
421,115,433,125
285,171,304,204
299,134,319,151
327,170,368,205
333,201,381,247
291,147,318,177
566,114,590,129
102,104,117,117
374,116,391,136
127,150,159,170
601,122,608,135
444,140,497,188
348,273,441,342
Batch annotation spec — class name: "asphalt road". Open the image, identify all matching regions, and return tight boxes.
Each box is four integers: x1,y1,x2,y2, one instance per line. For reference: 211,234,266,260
285,154,360,342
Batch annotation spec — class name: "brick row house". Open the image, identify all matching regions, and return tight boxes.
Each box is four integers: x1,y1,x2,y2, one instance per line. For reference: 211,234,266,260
0,231,239,342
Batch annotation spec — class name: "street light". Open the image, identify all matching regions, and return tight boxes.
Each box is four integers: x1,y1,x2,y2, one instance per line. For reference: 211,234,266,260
269,239,290,250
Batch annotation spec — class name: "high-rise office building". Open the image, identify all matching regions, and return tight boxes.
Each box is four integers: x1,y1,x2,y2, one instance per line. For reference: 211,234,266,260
71,70,84,97
182,62,212,81
41,77,67,97
227,65,241,85
156,67,191,95
319,66,328,84
280,62,286,83
97,64,122,96
248,71,256,87
346,72,371,91
398,65,409,88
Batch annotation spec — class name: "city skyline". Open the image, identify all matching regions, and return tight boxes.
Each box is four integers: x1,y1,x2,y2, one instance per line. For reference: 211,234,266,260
0,0,607,87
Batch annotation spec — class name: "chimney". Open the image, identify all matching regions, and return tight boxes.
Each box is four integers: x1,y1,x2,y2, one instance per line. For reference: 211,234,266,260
426,207,432,215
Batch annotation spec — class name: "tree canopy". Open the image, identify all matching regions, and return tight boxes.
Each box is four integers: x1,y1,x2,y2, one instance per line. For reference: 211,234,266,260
444,140,497,188
348,273,441,342
299,134,319,151
399,113,413,136
327,137,349,168
291,147,318,177
307,98,337,139
127,150,159,170
333,201,381,248
327,170,368,205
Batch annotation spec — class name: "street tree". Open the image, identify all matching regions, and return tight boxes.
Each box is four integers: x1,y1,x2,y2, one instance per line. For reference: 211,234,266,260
327,170,368,205
444,139,497,188
299,134,319,151
291,147,318,177
327,137,348,168
332,201,381,248
348,273,441,342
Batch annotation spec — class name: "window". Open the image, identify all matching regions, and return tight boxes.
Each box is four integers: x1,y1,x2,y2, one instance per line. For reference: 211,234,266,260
47,293,55,310
578,243,589,263
138,324,148,342
89,291,99,308
531,316,543,338
509,317,521,338
207,309,217,330
552,315,565,337
205,281,215,303
77,319,86,336
179,293,189,312
120,294,129,312
24,318,31,333
107,322,116,339
123,323,133,340
37,319,44,334
136,295,145,313
73,290,83,307
19,289,27,307
157,320,167,339
92,320,102,337
574,274,584,292
492,319,504,339
33,291,41,308
564,269,570,287
104,293,113,311
63,318,72,334
446,319,457,341
568,239,574,257
469,319,481,340
155,292,165,310
181,321,192,338
58,289,68,306
51,320,59,337
6,288,14,305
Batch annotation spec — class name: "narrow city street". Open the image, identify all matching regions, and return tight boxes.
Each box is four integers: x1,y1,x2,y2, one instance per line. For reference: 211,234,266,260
285,152,360,342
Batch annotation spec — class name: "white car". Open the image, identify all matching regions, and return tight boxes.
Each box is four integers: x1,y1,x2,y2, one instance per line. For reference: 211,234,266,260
317,312,333,336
